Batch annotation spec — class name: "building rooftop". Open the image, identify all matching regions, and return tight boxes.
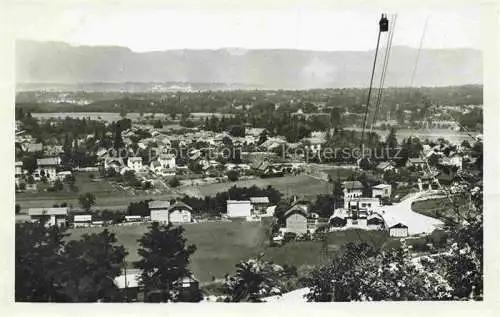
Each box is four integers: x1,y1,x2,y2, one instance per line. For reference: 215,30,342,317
36,157,60,166
128,157,143,163
227,200,252,204
74,215,92,222
169,201,193,211
250,197,270,204
28,207,69,216
372,184,391,189
342,181,364,190
148,200,171,209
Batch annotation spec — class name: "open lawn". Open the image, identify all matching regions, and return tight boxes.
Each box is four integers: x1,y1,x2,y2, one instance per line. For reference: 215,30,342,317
411,196,471,221
66,222,389,283
178,175,331,200
16,172,177,210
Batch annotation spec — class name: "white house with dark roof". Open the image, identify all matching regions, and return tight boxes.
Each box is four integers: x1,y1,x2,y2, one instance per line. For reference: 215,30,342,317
149,200,171,223
158,153,176,169
168,201,193,223
372,184,392,198
127,157,143,172
405,158,427,169
28,207,69,227
284,202,318,235
342,181,364,201
36,157,61,181
250,197,270,215
73,214,92,228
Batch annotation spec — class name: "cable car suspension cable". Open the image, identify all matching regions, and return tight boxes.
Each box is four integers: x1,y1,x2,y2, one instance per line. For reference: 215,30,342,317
369,14,397,139
360,14,389,148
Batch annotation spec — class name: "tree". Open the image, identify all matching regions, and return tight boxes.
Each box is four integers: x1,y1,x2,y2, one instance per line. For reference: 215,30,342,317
135,222,197,302
273,199,290,227
258,130,268,145
153,120,163,129
312,194,335,219
58,230,127,302
385,127,398,157
23,154,39,174
229,125,245,137
226,170,239,182
123,170,138,186
15,220,68,301
168,177,180,188
53,179,64,191
119,106,127,118
330,107,343,129
127,200,152,218
303,242,453,301
78,192,96,212
223,257,287,302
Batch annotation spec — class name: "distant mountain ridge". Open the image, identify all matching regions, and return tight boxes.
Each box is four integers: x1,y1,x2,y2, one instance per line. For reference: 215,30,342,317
16,40,482,89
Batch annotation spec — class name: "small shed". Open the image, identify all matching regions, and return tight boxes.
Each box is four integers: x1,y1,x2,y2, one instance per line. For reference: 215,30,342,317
73,214,92,228
389,223,409,237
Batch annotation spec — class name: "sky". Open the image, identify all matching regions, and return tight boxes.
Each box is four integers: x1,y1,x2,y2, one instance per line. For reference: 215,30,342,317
11,1,487,52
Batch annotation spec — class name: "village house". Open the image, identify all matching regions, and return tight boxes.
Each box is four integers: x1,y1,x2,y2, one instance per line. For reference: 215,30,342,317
158,153,176,169
168,201,193,223
15,161,23,186
329,213,348,229
104,157,125,173
382,214,409,237
24,143,43,153
388,223,409,237
250,197,270,215
149,200,171,224
28,207,69,227
245,127,266,138
441,152,463,170
342,181,364,201
226,200,252,218
127,157,143,172
57,171,72,181
73,214,92,228
372,184,392,198
346,197,382,213
375,161,396,172
149,160,162,173
15,161,23,176
283,202,318,235
367,213,385,230
405,158,427,170
35,157,62,182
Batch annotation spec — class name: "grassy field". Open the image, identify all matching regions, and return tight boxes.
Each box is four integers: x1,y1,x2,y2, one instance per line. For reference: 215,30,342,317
16,172,177,210
66,221,389,283
178,175,331,200
411,196,471,221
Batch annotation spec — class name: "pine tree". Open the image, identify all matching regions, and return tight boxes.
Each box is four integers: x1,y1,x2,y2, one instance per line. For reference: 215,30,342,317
135,222,197,302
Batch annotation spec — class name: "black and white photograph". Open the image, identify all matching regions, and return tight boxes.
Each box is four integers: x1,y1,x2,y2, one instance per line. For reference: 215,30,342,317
6,0,496,308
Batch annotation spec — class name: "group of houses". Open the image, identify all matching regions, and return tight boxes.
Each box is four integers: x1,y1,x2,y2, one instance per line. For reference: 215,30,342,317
26,199,195,228
270,181,410,240
329,181,409,237
226,196,274,220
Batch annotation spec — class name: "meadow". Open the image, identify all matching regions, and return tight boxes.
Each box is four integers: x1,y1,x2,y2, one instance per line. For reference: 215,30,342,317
67,220,390,283
178,175,332,200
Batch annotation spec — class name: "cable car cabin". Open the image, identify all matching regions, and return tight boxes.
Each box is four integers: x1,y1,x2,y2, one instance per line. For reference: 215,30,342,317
379,14,389,32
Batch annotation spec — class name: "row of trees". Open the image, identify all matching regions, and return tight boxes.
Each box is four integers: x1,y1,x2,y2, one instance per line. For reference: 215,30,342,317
16,220,201,302
180,185,282,216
